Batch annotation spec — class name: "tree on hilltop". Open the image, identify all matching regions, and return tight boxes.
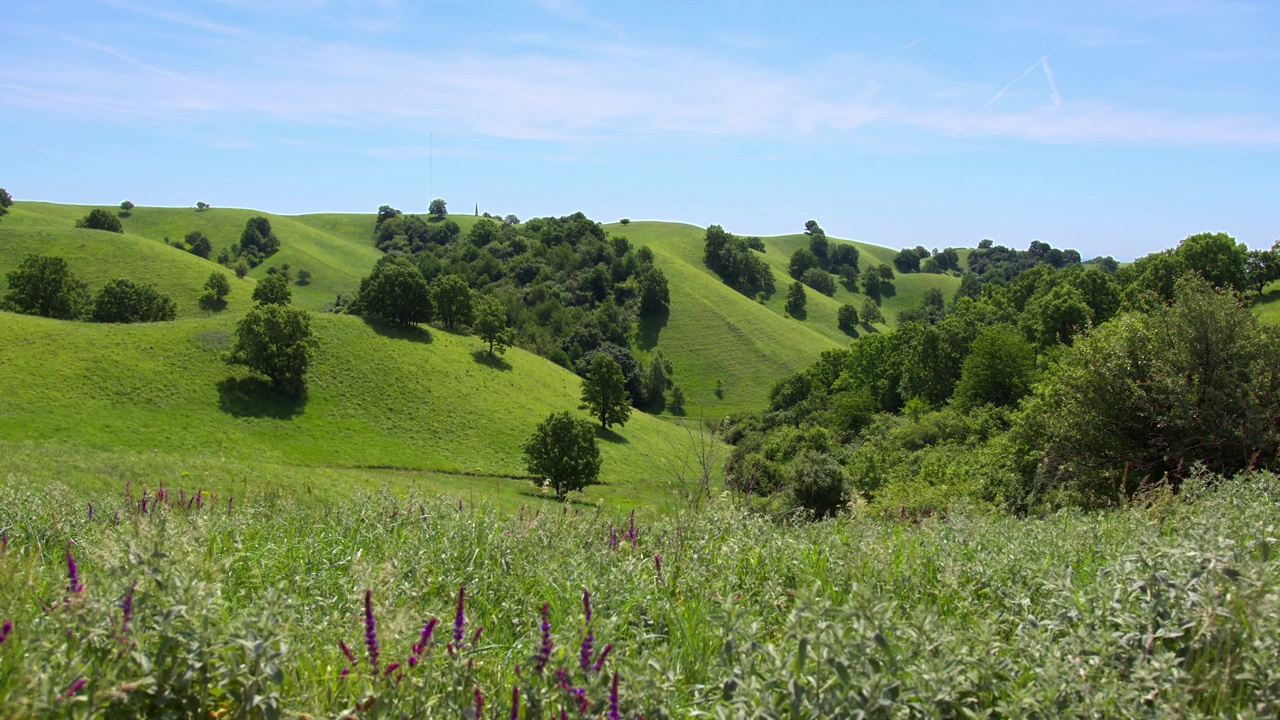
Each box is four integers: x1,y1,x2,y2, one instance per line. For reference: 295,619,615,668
429,198,448,218
119,200,135,217
76,209,123,233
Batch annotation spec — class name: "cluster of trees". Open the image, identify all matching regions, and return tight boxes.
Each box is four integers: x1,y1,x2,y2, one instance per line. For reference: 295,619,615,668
967,239,1086,282
347,208,681,413
724,230,1280,518
703,225,774,298
787,220,862,297
215,216,281,270
2,254,176,323
893,246,961,275
0,188,12,220
227,272,316,395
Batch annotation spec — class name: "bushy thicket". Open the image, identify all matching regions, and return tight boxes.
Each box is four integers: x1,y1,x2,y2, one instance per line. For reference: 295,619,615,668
1,475,1277,717
2,254,177,324
727,231,1280,516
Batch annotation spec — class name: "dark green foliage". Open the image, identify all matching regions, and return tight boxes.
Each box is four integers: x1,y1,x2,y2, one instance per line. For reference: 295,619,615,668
837,304,859,331
579,352,631,429
952,326,1035,409
295,269,312,286
893,248,921,274
669,385,686,414
1022,283,1091,347
186,231,212,259
1245,245,1280,294
201,272,232,309
376,213,461,253
432,274,473,330
968,239,1082,282
119,200,134,216
635,263,669,316
195,201,209,210
1024,278,1280,504
861,298,884,324
828,242,859,273
1174,232,1247,292
0,187,12,219
704,224,775,297
76,209,123,233
790,450,848,517
89,278,177,323
897,287,946,325
227,303,317,395
239,216,280,259
522,411,601,497
643,351,674,407
800,267,835,296
808,235,829,268
376,204,402,227
921,255,942,274
473,294,512,355
251,273,292,306
955,271,982,302
789,248,819,279
429,198,448,218
266,264,292,283
785,281,806,315
357,261,433,326
2,254,90,319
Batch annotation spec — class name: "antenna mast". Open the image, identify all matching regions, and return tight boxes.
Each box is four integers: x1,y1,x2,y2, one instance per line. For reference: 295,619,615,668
429,131,433,208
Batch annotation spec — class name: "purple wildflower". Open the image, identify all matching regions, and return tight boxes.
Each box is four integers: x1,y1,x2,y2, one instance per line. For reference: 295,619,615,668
339,639,357,665
594,643,613,672
583,589,592,624
453,585,467,645
64,677,87,697
534,603,553,671
472,626,484,646
179,489,186,506
112,511,120,526
654,553,662,577
125,480,132,500
364,589,379,671
340,667,350,679
475,688,485,719
66,544,83,595
1,533,7,553
196,489,203,509
121,581,135,634
140,497,148,514
608,524,618,550
579,630,594,671
509,684,520,720
0,620,12,645
383,661,400,676
414,617,438,656
628,510,636,543
608,672,620,720
87,503,93,520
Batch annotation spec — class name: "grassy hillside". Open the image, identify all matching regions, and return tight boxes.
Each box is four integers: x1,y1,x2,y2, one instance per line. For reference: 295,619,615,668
0,310,703,509
611,221,961,414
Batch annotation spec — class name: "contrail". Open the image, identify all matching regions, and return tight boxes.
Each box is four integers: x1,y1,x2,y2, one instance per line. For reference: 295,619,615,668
1041,56,1062,108
981,56,1061,111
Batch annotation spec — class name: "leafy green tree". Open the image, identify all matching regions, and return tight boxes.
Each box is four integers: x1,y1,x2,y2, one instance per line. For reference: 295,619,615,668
790,450,848,518
0,187,12,219
643,351,674,406
119,200,135,216
955,271,982,302
808,233,830,268
1245,243,1280,294
921,256,942,274
829,243,859,272
635,264,669,316
579,352,631,429
952,326,1035,409
789,248,819,279
473,294,512,355
356,261,433,326
861,298,884,324
90,278,177,323
669,385,686,414
785,281,807,315
196,201,209,211
227,303,316,395
1174,232,1247,292
1023,283,1092,347
252,273,292,306
2,254,89,319
860,265,883,298
186,231,213,259
1024,277,1280,504
837,304,859,331
429,198,448,218
523,412,601,498
893,248,921,274
202,271,232,309
295,269,312,286
76,209,123,233
376,205,402,227
238,216,280,261
432,274,473,329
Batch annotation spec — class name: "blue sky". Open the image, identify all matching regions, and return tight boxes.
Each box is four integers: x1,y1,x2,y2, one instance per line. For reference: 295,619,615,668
2,0,1278,258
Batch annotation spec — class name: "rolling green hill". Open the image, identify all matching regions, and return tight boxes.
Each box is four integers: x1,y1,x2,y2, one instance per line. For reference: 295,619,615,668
0,310,699,508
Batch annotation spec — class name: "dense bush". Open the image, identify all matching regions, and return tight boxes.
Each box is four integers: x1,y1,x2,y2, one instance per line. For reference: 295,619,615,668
703,224,775,297
89,278,177,323
227,303,317,395
2,254,90,319
357,260,433,326
75,208,123,233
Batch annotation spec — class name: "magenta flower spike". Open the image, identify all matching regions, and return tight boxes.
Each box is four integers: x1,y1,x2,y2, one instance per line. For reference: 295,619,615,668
583,589,592,624
608,672,621,720
509,684,520,720
475,687,485,719
0,620,12,645
472,626,484,646
579,630,594,671
364,590,380,671
534,603,553,671
339,639,357,666
453,585,467,645
121,582,135,634
654,553,662,577
414,617,438,656
593,643,613,672
66,544,83,595
64,677,87,697
1,533,7,553
383,661,400,676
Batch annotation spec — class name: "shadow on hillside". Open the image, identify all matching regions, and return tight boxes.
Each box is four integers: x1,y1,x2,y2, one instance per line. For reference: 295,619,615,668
880,284,897,299
595,426,629,444
786,307,807,321
216,376,307,419
198,296,227,312
635,306,669,351
859,322,880,334
517,489,600,509
471,349,512,371
840,325,860,339
362,317,433,344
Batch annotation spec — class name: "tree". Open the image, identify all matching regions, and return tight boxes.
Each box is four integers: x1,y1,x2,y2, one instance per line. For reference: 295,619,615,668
0,187,12,219
90,278,176,323
1245,243,1280,295
523,412,601,498
295,269,312,286
196,201,210,211
790,450,848,518
789,248,819,279
860,265,883,299
119,200,135,216
829,243,859,273
635,264,669,316
376,205,402,227
504,214,520,225
800,267,835,296
1174,232,1248,292
893,248,921,274
579,352,631,429
955,271,982,302
952,326,1035,409
227,303,317,395
785,281,807,315
1023,283,1091,348
429,198,448,218
643,351,674,406
239,216,279,259
186,231,213,259
76,209,123,233
203,271,231,299
432,274,473,329
837,304,859,331
809,233,830,268
357,261,432,326
252,273,293,306
2,254,89,319
473,294,512,355
861,298,884,324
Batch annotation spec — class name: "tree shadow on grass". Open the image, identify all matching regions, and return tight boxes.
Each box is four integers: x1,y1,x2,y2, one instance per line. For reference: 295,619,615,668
859,322,880,334
198,296,227,312
516,489,600,508
595,426,629,444
471,349,512,371
361,317,433,344
216,376,306,419
839,325,860,339
635,306,669,351
786,307,808,321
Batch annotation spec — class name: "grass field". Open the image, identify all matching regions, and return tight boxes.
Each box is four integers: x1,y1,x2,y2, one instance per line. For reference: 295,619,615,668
0,473,1276,717
0,310,709,510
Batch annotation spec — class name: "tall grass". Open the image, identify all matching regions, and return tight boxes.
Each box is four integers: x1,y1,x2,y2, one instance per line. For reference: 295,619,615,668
1,473,1277,717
